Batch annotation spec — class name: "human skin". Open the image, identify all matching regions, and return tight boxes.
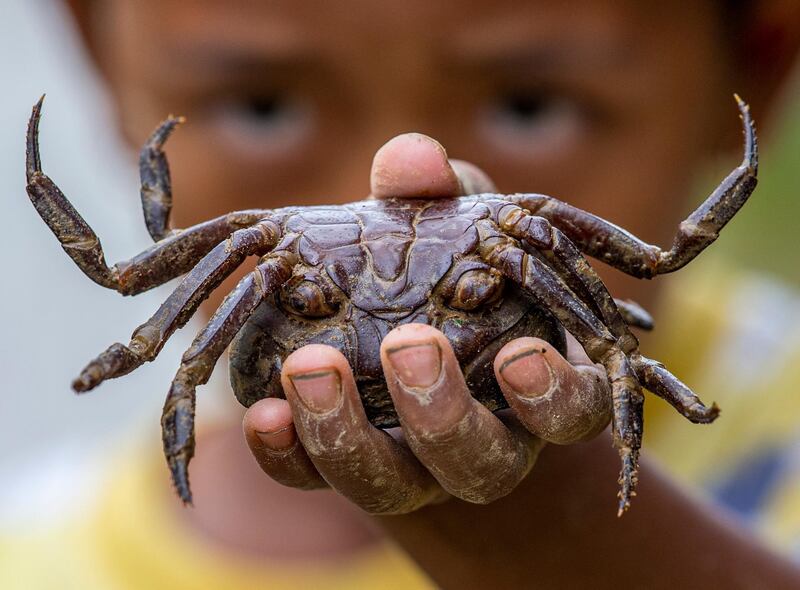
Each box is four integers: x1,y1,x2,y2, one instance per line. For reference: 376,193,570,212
67,0,800,586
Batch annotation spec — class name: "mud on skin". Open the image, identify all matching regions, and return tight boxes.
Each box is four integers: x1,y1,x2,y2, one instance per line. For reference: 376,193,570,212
24,95,757,515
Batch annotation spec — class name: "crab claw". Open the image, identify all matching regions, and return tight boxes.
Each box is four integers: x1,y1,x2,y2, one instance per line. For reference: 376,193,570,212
145,114,186,149
617,447,639,517
26,94,46,181
72,343,144,393
166,453,193,506
161,380,196,505
632,356,721,424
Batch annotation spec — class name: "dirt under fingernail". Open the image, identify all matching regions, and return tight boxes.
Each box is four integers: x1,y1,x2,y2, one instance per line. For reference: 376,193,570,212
500,348,554,398
387,342,442,389
256,425,295,451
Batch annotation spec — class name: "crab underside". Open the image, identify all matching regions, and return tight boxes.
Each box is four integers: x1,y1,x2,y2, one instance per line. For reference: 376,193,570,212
24,95,757,515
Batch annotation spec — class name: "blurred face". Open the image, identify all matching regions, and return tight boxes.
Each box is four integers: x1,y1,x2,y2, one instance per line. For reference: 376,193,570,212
90,0,737,301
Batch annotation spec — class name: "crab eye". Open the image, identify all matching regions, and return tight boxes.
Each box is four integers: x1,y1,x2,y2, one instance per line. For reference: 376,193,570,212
280,279,338,318
448,269,504,311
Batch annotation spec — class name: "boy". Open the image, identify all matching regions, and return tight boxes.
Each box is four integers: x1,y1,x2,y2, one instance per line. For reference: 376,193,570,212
8,0,800,587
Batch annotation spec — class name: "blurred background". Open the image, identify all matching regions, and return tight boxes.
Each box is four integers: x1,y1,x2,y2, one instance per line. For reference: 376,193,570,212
0,0,227,533
1,0,799,541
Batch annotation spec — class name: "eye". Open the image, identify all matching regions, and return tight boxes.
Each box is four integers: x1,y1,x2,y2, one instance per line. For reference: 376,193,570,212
479,89,584,156
209,92,315,155
448,269,504,311
279,278,338,318
496,92,551,125
226,93,301,126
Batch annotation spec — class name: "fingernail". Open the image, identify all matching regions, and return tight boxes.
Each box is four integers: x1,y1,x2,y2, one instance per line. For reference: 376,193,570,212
256,426,295,451
289,370,342,413
499,347,554,398
387,342,442,388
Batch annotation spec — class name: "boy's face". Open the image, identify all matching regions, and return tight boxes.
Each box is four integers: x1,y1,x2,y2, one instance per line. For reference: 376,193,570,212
89,0,738,295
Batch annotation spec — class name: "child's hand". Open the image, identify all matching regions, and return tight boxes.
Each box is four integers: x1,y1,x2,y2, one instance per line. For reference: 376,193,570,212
242,133,611,513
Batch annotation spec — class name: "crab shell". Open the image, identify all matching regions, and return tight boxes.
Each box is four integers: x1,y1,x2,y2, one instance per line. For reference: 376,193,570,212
229,198,567,428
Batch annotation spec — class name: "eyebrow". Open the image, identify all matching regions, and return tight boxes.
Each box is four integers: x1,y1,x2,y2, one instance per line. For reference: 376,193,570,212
448,37,636,75
167,44,324,77
155,36,635,90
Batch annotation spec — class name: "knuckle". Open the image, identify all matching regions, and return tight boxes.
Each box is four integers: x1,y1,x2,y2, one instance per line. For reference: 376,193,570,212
360,494,420,515
329,463,435,515
292,409,366,458
417,432,531,504
407,410,472,447
272,471,326,491
458,490,502,505
254,452,326,490
446,477,515,505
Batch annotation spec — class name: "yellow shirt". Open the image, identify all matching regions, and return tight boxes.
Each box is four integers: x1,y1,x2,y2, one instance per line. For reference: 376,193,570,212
2,261,800,588
0,451,434,590
646,261,800,554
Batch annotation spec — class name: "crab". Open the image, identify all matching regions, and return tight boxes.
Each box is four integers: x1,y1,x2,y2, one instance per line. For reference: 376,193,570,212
24,95,757,515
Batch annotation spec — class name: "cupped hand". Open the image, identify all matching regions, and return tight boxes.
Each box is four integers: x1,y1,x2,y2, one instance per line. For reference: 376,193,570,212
242,133,611,514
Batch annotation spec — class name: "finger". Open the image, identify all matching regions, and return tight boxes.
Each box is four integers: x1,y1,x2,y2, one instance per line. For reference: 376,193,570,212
449,159,497,194
243,397,327,490
370,134,495,198
281,344,446,514
563,330,596,366
381,324,542,504
370,133,462,198
494,336,612,445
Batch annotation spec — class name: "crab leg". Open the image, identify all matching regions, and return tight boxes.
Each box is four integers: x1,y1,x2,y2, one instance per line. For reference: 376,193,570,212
25,96,270,294
498,203,637,352
477,219,643,515
498,205,719,428
139,115,184,241
72,221,281,392
613,299,653,331
510,95,757,279
163,251,297,503
631,356,720,424
499,205,653,336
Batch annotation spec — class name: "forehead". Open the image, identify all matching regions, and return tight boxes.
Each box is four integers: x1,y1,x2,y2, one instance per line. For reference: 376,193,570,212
118,0,645,37
284,199,487,313
105,0,724,140
108,1,703,71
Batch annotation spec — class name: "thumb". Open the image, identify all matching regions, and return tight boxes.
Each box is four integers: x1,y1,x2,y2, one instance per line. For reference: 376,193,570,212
370,133,496,199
